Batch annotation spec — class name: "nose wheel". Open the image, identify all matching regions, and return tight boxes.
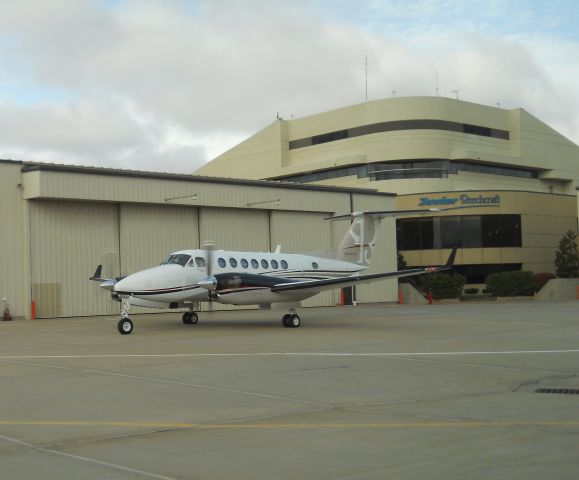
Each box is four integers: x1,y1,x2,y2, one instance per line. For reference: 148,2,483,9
118,317,133,335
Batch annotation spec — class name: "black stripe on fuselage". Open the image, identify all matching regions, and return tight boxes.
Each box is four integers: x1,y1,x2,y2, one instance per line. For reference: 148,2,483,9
116,285,202,296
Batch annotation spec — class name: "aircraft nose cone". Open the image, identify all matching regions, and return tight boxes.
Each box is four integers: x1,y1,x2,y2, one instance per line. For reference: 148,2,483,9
114,275,138,294
114,277,128,293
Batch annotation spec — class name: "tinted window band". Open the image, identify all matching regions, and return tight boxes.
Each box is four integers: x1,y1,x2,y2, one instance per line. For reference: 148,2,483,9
289,119,509,149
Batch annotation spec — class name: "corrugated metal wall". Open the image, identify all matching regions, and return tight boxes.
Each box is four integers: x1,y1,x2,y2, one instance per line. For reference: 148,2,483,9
29,201,119,318
25,170,353,217
199,207,269,251
270,211,335,307
120,204,199,275
0,163,27,317
15,165,396,319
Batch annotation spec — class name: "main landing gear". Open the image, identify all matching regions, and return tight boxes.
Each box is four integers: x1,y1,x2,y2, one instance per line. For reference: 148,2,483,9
282,311,301,328
182,310,199,325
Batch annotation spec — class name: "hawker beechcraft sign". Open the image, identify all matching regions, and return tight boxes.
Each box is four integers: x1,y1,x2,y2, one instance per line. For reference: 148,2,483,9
418,193,501,207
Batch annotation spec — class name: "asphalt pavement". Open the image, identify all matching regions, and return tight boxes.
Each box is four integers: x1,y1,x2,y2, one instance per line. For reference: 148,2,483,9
1,301,578,479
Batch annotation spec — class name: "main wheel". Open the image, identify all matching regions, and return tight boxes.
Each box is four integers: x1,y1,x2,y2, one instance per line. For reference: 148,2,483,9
282,313,301,328
183,312,199,325
282,314,292,328
118,317,133,335
288,314,301,328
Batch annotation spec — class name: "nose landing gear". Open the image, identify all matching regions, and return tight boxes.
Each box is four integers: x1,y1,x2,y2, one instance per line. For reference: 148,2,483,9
117,298,133,335
118,317,133,335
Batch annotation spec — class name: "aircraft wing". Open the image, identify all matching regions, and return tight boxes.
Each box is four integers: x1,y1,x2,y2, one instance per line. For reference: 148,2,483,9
270,247,457,295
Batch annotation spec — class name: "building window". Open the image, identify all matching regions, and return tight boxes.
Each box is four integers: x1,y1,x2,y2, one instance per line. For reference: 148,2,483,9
397,214,521,250
498,215,522,247
461,216,482,248
288,119,510,150
440,217,462,249
274,160,538,184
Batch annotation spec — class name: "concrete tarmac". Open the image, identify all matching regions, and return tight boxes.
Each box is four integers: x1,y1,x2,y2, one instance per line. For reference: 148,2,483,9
1,301,578,479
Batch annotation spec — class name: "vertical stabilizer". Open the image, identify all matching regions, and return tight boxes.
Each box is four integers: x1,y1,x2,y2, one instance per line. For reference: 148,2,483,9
326,208,441,266
337,213,381,266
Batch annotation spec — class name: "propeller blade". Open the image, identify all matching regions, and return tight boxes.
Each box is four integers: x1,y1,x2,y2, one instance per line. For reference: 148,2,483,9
202,240,215,277
201,240,216,309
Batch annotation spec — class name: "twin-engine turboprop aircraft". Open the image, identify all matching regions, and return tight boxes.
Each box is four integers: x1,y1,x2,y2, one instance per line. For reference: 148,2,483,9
91,210,457,334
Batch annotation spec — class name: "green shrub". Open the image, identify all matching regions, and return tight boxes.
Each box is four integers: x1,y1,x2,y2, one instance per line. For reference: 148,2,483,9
485,271,535,297
419,273,466,299
554,230,579,278
533,272,556,292
397,252,407,271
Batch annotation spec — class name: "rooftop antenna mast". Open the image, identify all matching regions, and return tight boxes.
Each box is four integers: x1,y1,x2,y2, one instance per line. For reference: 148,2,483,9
365,56,368,101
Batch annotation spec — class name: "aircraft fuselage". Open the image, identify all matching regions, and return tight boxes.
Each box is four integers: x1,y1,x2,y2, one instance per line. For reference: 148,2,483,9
113,248,364,305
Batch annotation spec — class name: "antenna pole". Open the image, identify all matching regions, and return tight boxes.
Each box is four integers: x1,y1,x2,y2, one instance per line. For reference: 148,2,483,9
365,56,368,101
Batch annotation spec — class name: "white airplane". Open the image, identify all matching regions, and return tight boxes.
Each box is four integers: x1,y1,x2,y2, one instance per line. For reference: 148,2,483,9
91,210,457,334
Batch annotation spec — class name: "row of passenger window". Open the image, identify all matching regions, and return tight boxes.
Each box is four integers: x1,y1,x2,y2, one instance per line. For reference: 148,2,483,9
163,254,320,271
217,257,289,270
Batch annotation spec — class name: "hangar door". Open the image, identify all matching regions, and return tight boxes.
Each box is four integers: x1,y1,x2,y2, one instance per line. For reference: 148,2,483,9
119,204,199,276
30,201,120,318
270,211,335,307
199,208,269,251
199,207,269,311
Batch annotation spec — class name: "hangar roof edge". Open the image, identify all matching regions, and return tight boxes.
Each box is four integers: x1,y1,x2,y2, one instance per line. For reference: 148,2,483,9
0,158,394,197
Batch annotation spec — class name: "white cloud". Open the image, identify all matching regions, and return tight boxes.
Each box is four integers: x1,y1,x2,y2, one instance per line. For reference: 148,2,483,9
0,0,578,173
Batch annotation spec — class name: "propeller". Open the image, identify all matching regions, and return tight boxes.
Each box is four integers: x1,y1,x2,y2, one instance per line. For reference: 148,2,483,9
200,240,217,309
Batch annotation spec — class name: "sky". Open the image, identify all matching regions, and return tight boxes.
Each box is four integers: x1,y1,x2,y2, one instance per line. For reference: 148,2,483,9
0,0,578,174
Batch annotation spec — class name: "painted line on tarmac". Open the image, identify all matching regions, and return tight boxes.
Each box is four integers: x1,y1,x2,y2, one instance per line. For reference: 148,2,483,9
1,420,579,430
0,432,179,480
0,358,333,408
1,349,579,359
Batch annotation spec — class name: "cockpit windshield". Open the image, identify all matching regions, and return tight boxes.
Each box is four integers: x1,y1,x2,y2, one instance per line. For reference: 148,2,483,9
160,254,191,267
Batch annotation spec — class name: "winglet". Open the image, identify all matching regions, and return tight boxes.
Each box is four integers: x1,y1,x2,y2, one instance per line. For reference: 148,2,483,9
90,265,103,281
445,247,458,268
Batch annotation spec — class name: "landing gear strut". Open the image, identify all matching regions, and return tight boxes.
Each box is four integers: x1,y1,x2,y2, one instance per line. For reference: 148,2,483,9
182,310,199,325
118,298,133,335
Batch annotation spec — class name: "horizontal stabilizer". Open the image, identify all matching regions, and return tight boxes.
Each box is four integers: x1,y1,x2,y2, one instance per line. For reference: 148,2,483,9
325,208,441,221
